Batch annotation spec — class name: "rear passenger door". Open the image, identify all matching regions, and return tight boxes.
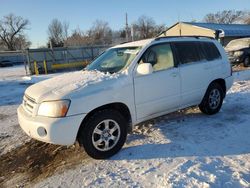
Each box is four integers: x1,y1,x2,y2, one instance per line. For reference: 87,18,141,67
173,41,220,107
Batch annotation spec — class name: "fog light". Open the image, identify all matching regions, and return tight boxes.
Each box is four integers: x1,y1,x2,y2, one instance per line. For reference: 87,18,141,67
37,127,47,137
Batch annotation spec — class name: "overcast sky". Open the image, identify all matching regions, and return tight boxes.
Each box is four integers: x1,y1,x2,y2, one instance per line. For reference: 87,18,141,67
1,0,249,48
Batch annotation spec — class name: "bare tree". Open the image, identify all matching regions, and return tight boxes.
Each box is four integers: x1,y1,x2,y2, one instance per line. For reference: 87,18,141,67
203,10,247,24
88,20,112,45
133,15,159,40
47,19,69,47
64,29,92,46
243,12,250,24
0,13,30,50
154,24,167,36
14,34,31,50
64,16,166,47
245,17,250,24
62,21,69,40
0,40,5,50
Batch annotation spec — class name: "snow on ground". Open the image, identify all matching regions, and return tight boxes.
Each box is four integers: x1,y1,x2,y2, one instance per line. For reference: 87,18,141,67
0,66,31,155
35,79,250,188
0,65,250,187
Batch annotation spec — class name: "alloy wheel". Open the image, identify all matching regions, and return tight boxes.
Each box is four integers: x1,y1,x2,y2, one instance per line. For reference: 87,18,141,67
92,119,121,151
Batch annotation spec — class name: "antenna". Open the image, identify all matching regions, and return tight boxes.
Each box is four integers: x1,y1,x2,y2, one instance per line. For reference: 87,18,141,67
131,24,134,41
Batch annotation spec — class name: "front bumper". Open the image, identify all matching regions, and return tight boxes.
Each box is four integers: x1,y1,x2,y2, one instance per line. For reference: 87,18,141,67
17,105,85,145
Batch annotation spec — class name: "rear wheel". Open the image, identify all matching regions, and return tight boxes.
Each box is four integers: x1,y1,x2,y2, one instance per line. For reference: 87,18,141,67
78,109,127,159
199,82,224,115
243,56,250,67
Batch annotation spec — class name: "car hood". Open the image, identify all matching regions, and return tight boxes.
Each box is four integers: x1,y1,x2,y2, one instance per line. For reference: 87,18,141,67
225,45,246,52
25,70,121,102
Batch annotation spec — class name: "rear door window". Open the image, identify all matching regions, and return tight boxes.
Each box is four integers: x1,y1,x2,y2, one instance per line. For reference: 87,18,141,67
173,42,200,64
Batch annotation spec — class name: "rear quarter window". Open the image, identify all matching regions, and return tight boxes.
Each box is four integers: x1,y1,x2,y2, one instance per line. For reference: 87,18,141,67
173,41,222,65
200,42,222,61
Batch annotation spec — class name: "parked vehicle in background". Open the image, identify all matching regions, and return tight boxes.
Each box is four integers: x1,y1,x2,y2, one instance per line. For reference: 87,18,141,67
225,38,250,67
0,60,13,67
18,36,233,159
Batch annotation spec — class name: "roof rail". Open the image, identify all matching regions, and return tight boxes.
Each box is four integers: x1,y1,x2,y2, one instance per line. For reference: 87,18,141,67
155,35,215,41
119,40,132,44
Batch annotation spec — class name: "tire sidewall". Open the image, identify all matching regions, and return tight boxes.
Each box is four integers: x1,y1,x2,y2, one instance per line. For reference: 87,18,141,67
200,83,224,115
79,109,127,159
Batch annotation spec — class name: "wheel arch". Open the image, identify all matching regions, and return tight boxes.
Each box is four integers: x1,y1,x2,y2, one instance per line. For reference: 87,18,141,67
210,78,226,98
77,102,132,139
199,78,226,115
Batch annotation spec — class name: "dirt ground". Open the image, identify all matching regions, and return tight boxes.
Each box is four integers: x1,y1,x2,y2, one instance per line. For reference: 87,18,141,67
0,140,91,188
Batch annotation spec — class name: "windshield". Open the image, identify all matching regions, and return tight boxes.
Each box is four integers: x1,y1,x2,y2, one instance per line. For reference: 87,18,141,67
86,47,141,73
226,38,250,48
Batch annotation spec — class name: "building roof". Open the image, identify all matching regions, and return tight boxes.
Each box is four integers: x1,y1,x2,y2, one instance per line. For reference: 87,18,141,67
183,22,250,37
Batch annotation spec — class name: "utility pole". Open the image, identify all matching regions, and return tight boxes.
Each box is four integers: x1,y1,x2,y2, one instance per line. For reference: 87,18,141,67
131,24,134,41
125,13,129,41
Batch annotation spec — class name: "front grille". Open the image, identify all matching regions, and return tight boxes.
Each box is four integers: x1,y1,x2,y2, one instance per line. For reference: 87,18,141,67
23,94,36,114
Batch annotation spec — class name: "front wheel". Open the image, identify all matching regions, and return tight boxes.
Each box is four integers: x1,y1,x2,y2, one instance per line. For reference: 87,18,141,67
199,82,224,115
78,109,127,159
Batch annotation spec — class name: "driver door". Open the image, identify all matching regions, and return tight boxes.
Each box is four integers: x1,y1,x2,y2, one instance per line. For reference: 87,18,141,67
133,43,181,121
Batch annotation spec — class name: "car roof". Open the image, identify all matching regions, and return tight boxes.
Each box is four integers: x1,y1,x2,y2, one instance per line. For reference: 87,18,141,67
112,39,154,48
112,36,216,49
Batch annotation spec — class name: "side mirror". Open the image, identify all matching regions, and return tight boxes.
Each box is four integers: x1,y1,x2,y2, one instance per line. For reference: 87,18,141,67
136,63,153,76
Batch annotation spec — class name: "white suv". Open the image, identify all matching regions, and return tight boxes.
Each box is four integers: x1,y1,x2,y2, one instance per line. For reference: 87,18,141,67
18,37,233,159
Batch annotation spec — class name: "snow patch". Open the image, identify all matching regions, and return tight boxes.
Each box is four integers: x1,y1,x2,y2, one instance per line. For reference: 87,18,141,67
233,69,250,81
51,70,121,94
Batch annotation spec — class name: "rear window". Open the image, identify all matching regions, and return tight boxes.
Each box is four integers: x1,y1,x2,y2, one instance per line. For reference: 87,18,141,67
173,41,221,64
200,42,221,61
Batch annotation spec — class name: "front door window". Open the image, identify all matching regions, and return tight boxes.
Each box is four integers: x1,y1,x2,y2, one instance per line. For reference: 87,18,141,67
140,43,174,72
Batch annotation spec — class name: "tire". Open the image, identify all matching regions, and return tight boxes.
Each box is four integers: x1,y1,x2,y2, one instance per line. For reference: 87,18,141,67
78,109,127,159
199,82,224,115
243,56,250,67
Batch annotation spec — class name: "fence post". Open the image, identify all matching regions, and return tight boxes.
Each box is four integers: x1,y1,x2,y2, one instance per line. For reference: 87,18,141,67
26,49,32,75
34,61,39,75
43,60,48,74
22,50,28,75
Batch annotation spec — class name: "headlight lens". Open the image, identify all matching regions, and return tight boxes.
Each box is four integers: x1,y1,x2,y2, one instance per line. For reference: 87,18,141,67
234,51,243,56
37,100,70,117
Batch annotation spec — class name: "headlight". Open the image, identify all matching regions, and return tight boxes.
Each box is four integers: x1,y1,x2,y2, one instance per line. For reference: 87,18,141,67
234,51,243,56
37,100,70,118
